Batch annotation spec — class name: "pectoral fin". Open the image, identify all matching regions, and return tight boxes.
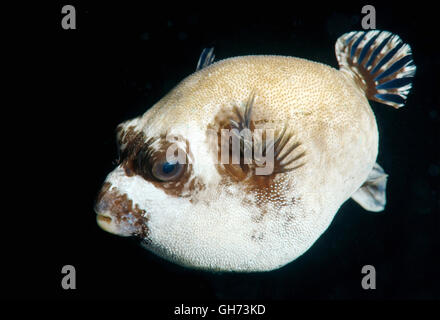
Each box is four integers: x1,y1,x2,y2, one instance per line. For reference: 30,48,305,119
351,163,388,212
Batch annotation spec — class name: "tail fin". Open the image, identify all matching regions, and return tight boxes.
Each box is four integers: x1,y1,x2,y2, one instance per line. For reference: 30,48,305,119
335,30,416,108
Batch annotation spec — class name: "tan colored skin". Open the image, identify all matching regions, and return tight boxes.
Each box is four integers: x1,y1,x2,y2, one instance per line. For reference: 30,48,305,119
96,55,378,271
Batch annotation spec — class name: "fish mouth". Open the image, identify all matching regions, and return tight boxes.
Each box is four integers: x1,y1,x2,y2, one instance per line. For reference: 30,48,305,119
94,182,149,238
97,214,112,224
96,213,131,237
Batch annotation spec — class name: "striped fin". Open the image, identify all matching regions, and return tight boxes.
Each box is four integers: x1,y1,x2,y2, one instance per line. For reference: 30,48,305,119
335,30,416,108
196,47,215,71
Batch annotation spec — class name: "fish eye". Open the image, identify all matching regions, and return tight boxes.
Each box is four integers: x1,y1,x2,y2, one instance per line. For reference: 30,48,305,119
151,160,184,181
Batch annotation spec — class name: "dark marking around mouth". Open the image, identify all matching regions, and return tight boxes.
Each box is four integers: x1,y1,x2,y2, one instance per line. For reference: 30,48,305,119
95,183,149,238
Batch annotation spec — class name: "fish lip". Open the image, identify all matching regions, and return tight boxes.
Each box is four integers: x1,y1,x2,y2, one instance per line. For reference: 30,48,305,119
96,214,112,224
95,212,131,237
95,212,113,230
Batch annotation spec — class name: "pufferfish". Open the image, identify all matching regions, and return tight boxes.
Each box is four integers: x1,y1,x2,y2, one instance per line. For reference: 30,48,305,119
94,30,416,272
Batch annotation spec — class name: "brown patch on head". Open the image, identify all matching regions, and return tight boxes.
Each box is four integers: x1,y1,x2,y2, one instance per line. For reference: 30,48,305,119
116,126,154,176
116,125,205,199
96,182,112,204
95,184,149,238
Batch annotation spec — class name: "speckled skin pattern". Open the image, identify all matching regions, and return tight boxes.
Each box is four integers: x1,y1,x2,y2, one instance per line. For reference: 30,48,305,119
97,55,378,272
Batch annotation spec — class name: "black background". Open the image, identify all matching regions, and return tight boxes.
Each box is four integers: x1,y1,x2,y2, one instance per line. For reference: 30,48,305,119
4,1,439,305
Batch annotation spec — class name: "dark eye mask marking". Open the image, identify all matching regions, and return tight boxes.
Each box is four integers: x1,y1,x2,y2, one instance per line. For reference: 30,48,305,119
116,126,205,199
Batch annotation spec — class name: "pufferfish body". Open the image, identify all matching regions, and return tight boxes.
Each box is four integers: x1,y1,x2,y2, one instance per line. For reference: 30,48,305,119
95,30,416,272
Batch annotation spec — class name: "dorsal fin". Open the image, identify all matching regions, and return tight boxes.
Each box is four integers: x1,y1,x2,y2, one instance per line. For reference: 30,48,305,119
196,47,215,71
335,30,416,108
